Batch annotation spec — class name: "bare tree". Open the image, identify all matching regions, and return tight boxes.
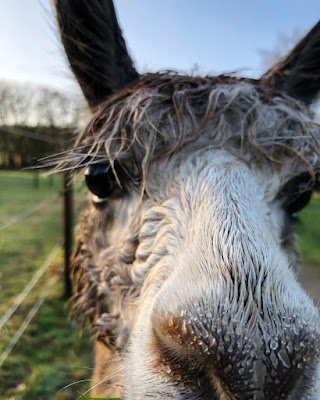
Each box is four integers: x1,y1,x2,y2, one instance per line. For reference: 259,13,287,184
0,80,87,129
0,81,87,168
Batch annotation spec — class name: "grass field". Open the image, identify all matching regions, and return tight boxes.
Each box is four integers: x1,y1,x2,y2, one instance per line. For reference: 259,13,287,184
0,171,92,400
0,170,319,400
297,193,320,266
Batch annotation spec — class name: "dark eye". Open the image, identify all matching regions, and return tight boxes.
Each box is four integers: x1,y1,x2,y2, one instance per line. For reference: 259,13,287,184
280,173,314,215
84,163,123,199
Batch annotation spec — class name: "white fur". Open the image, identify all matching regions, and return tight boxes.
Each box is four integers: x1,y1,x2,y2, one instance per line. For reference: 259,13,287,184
123,151,320,399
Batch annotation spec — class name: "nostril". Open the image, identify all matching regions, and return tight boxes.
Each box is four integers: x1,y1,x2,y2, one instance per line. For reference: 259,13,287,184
261,337,318,399
151,316,218,397
152,313,320,400
152,314,213,362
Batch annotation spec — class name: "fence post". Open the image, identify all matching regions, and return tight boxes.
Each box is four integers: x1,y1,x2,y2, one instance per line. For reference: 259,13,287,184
63,172,73,298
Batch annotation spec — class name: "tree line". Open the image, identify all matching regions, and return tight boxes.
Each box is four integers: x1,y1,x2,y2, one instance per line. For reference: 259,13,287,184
0,81,87,169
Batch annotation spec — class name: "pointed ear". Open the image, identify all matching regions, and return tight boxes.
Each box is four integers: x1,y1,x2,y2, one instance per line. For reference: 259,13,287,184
260,20,320,105
53,0,139,109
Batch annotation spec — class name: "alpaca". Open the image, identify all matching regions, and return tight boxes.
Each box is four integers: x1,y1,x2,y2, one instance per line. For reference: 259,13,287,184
53,1,320,398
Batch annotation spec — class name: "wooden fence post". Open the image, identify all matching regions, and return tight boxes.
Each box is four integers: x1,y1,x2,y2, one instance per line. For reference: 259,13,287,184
63,172,73,298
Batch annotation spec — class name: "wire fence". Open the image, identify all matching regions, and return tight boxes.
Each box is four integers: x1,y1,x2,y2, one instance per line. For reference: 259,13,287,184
0,245,61,332
0,113,97,400
0,125,82,372
1,125,66,145
0,247,61,368
0,195,60,231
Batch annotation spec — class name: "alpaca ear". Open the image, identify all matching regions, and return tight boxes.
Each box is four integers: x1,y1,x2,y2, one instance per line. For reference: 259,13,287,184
53,0,139,109
260,20,320,105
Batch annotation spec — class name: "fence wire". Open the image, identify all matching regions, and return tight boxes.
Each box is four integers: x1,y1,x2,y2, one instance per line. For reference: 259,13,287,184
0,164,80,371
0,195,60,231
0,273,59,368
0,245,61,332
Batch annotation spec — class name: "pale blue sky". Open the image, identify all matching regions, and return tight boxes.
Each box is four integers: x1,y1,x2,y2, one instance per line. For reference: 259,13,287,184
0,0,319,94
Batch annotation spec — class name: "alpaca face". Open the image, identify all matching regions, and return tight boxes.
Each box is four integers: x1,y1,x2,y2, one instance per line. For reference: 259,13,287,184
70,79,320,398
53,2,320,398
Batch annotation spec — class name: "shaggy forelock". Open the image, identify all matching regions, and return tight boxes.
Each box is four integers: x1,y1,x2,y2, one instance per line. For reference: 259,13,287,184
48,72,320,181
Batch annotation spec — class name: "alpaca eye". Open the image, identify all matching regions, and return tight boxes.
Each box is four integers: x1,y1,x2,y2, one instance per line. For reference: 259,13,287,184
85,164,118,199
285,189,312,215
281,173,313,215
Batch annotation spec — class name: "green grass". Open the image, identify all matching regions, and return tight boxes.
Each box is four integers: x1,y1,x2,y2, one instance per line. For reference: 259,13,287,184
0,171,92,400
297,193,320,267
0,171,320,400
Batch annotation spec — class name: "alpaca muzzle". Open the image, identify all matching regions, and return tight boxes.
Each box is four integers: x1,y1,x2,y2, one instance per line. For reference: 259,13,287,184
152,307,320,399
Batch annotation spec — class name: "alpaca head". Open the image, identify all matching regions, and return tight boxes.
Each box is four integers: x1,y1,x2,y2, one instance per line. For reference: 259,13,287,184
54,2,320,398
